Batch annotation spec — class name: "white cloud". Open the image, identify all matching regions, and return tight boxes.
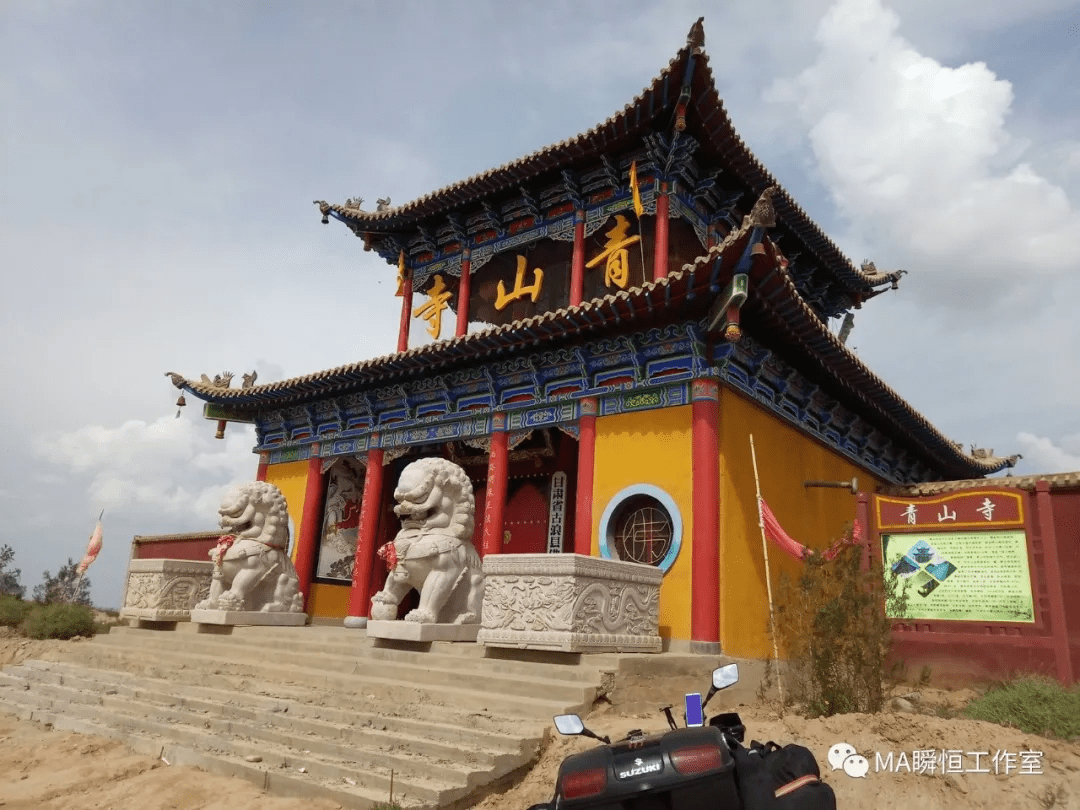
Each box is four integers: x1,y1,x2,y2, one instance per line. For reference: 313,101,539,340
767,0,1080,307
39,415,257,519
1015,432,1080,474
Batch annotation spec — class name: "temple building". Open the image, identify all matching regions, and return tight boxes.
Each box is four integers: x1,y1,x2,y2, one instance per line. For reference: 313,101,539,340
167,21,1017,658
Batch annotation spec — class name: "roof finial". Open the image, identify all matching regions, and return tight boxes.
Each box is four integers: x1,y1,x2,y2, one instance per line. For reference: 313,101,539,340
687,17,705,55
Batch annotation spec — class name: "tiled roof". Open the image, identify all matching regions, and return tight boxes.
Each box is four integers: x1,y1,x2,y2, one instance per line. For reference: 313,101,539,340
316,25,901,297
882,471,1080,496
168,203,1010,480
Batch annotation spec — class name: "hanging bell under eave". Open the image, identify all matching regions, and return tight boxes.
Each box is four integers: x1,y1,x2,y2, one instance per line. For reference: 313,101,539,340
176,394,186,407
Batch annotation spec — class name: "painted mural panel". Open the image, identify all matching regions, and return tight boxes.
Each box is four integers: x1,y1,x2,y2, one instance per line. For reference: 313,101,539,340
882,531,1035,623
315,460,364,581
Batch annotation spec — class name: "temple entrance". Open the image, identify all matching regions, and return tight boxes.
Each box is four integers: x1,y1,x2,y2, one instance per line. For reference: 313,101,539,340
306,426,580,620
469,428,579,556
503,481,549,554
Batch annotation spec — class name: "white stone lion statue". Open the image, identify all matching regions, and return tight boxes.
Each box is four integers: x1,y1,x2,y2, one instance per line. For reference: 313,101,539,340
370,457,484,624
195,481,305,614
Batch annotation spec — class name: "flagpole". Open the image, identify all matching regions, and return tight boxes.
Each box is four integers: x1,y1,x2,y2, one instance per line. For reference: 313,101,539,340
750,434,785,707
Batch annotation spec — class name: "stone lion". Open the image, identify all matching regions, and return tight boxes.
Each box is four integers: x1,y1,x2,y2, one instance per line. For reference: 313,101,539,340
370,457,484,624
195,481,305,614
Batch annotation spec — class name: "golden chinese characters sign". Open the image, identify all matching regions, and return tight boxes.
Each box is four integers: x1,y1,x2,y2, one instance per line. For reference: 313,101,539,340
586,214,641,290
495,256,544,311
412,273,453,338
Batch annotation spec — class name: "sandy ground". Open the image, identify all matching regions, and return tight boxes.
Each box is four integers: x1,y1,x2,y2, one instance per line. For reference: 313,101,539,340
2,635,1079,809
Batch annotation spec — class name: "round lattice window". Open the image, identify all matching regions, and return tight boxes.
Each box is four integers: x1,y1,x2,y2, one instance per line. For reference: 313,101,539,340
599,485,683,573
612,496,673,566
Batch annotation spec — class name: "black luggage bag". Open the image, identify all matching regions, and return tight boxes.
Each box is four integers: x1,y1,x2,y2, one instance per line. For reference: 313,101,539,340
731,740,837,810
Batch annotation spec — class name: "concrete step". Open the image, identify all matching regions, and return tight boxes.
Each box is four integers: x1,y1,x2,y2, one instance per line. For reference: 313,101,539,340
93,629,599,703
53,641,591,719
0,694,436,809
111,623,605,683
0,667,500,808
0,623,612,808
11,659,535,765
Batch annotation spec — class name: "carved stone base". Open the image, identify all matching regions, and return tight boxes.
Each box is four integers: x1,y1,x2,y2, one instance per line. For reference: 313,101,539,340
190,609,308,627
479,553,663,653
366,620,480,642
120,559,214,622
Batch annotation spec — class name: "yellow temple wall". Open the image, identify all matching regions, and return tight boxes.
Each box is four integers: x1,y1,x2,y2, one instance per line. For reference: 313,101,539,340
307,582,350,618
263,460,310,565
717,388,884,658
592,405,694,642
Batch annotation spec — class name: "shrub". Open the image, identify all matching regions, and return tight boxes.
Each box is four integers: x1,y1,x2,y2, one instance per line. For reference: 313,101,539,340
0,594,31,627
962,677,1080,739
19,602,96,640
768,528,910,717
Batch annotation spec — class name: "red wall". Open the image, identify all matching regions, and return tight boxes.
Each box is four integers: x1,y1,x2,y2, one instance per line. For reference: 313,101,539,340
134,533,220,561
1052,490,1080,676
876,485,1077,687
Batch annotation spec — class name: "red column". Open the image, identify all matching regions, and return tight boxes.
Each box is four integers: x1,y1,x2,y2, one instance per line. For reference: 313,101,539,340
574,398,598,556
455,249,472,338
255,455,268,482
1035,481,1075,684
293,452,326,614
397,272,413,353
570,210,586,307
690,379,721,652
481,417,509,557
345,447,385,628
653,182,670,281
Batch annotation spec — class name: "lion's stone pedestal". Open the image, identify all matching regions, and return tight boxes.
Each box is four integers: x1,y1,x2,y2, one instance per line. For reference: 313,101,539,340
479,554,663,653
191,609,307,627
120,559,214,622
366,620,480,643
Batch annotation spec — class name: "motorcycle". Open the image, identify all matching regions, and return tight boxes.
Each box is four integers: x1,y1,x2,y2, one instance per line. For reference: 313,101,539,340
528,663,835,810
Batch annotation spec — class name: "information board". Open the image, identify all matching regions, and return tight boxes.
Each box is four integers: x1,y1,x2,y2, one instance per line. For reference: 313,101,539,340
882,531,1035,623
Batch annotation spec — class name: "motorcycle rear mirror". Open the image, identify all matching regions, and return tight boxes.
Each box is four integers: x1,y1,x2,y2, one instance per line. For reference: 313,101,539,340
554,714,585,736
712,663,739,690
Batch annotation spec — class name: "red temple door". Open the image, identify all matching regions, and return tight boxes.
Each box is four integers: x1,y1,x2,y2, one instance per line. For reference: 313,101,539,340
502,482,549,554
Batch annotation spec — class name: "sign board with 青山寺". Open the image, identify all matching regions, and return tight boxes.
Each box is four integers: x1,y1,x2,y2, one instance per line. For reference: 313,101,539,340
882,531,1035,623
876,490,1024,529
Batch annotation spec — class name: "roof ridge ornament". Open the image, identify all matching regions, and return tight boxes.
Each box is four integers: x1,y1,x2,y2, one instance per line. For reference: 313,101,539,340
743,187,778,230
968,446,1022,469
674,17,706,132
860,260,907,290
687,17,705,55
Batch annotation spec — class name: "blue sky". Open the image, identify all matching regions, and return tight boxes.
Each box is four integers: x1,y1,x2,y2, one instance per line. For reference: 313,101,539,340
2,0,1078,608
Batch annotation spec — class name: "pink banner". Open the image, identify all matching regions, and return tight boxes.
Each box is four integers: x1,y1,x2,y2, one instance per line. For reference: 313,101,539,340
760,499,859,562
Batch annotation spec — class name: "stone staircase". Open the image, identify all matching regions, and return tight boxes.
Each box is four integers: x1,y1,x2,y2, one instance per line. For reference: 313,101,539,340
0,623,611,808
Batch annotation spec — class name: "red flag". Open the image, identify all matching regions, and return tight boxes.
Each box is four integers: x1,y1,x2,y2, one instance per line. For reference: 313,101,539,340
759,499,860,562
76,512,103,575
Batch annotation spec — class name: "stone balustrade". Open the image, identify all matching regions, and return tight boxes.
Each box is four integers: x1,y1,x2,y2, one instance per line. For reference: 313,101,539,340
479,553,663,653
120,558,214,622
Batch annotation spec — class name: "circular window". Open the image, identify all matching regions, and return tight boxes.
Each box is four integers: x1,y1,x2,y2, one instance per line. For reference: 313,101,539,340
598,484,683,573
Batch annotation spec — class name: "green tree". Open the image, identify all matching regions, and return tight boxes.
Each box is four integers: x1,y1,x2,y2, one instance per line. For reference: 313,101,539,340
33,558,92,606
0,544,24,599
